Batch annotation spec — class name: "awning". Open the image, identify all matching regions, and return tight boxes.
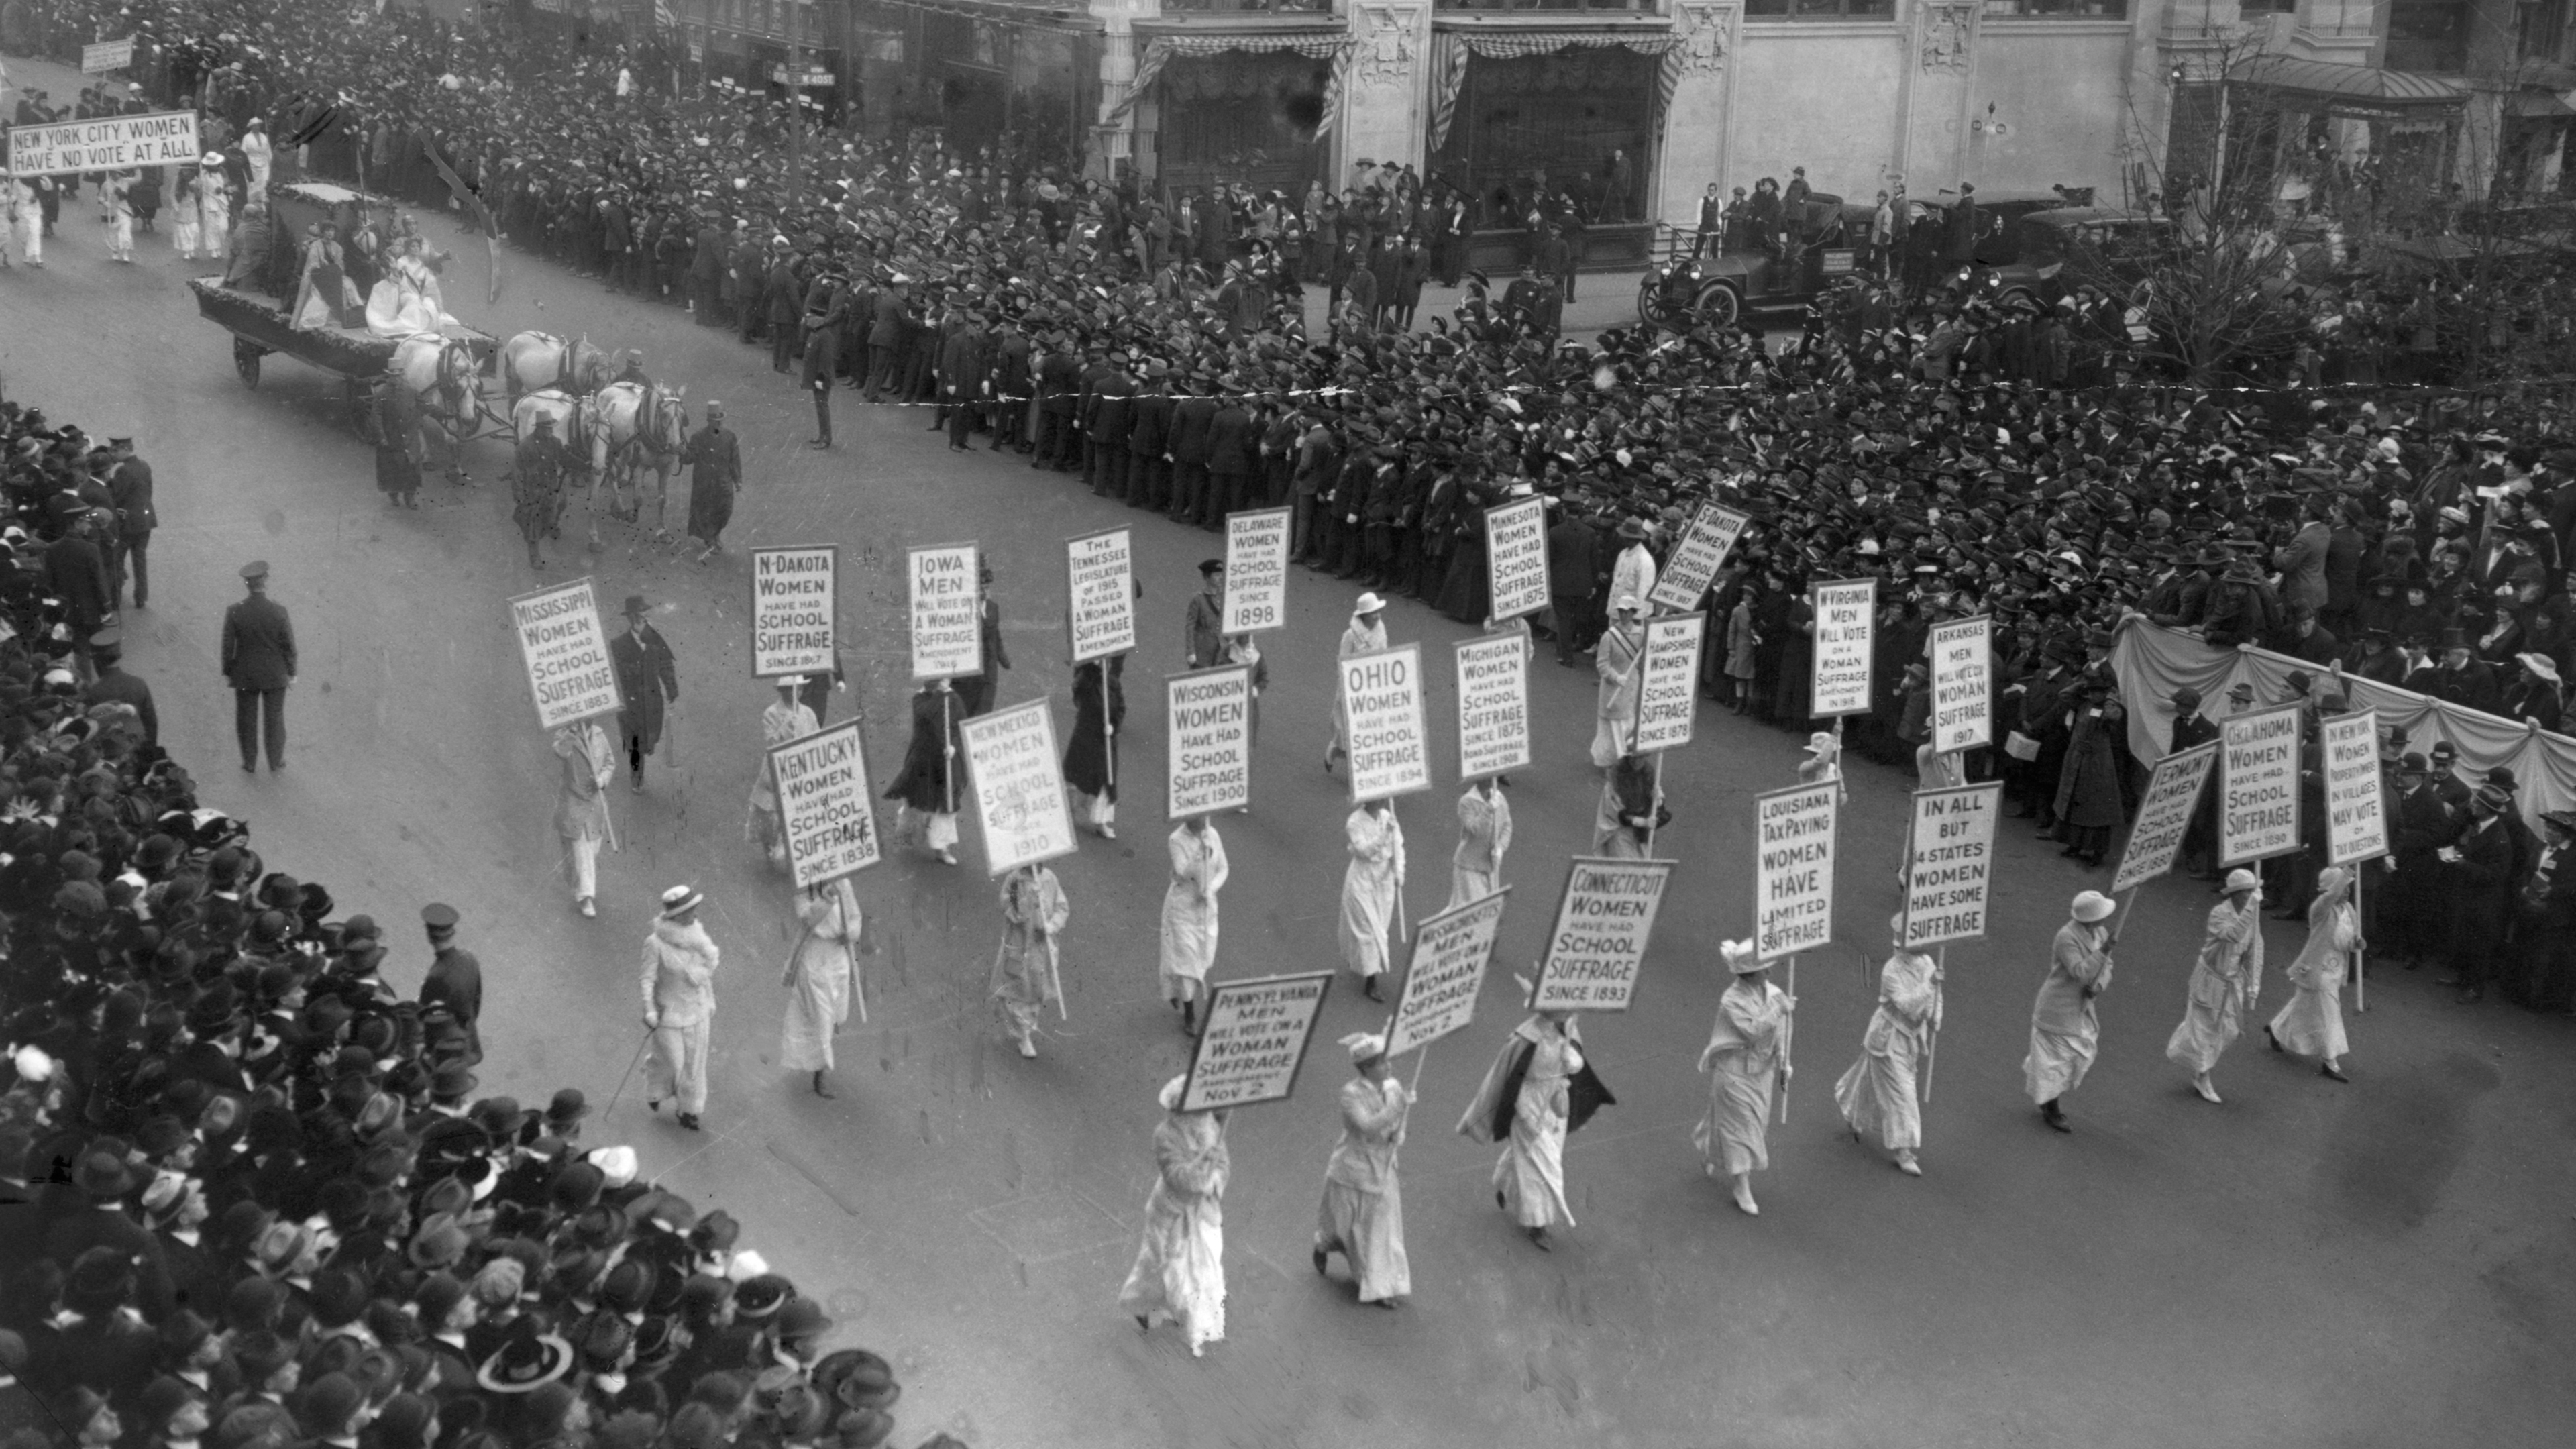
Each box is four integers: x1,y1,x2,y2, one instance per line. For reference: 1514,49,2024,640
1106,32,1353,137
2506,91,2576,119
863,0,1104,34
1428,26,1684,153
2226,55,2466,112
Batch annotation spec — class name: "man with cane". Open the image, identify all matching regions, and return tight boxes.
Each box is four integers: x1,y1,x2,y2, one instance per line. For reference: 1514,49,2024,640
552,711,617,918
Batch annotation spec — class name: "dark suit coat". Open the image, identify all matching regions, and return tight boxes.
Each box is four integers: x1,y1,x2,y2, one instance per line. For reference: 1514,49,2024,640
688,224,724,281
765,259,804,322
1207,403,1255,476
86,667,158,746
111,458,158,532
938,324,987,392
1128,390,1174,455
1039,352,1083,415
221,593,297,690
611,623,678,744
421,945,484,1052
1168,395,1218,466
45,535,112,634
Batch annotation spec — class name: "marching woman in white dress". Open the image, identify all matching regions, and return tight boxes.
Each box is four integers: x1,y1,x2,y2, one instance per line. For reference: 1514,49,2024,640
1448,775,1511,907
1834,914,1940,1175
780,876,862,1098
2166,868,2264,1103
1118,1075,1230,1357
1158,814,1227,1036
197,157,229,263
1695,939,1793,1216
1338,797,1405,1002
170,170,203,261
9,177,44,268
1459,977,1613,1252
103,172,136,263
1313,1032,1413,1307
2027,890,2118,1132
749,678,820,869
2268,864,2357,1082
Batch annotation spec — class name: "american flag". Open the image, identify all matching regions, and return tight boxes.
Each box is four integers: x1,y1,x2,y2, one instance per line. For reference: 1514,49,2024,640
654,0,676,28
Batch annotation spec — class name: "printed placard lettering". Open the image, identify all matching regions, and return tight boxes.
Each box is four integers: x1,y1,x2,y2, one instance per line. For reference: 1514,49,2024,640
749,545,837,679
82,39,136,73
1454,635,1530,781
769,720,881,889
2112,742,2220,893
1903,784,2000,946
1483,498,1552,622
2220,705,2304,866
1632,613,1707,753
6,109,197,176
1648,504,1749,614
958,700,1077,875
1532,859,1674,1012
1755,783,1838,959
1180,972,1334,1111
1929,616,1992,753
1809,579,1878,718
2323,709,2389,866
1342,643,1430,802
908,543,981,680
509,577,620,731
1065,528,1136,662
1166,665,1253,818
1222,508,1290,634
1385,889,1511,1057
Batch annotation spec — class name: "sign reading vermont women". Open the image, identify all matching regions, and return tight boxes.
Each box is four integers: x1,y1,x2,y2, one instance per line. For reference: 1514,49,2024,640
511,578,619,730
749,546,837,679
2113,742,2219,894
769,721,880,890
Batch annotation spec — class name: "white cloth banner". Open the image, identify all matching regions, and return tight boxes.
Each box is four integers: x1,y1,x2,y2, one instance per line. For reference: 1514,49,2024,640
6,109,195,176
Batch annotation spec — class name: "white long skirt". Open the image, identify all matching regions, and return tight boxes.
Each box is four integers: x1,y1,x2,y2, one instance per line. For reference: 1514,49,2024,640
1117,1184,1225,1350
1694,1058,1775,1176
1493,1077,1574,1230
2023,1024,2099,1104
2269,965,2347,1059
1317,1178,1409,1302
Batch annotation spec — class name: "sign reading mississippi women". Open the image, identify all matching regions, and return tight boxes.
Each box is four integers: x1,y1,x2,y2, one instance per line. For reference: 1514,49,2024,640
510,578,620,730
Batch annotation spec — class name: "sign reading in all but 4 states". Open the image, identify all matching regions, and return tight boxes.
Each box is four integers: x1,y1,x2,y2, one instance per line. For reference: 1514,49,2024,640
1903,783,2000,947
749,546,837,679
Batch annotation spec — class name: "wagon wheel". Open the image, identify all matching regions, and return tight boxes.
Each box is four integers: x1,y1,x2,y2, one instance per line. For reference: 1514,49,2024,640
233,338,264,388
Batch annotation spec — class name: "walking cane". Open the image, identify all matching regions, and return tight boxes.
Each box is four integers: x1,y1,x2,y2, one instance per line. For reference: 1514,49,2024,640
1920,947,1945,1104
2353,871,2367,1014
941,688,957,818
1777,955,1796,1126
604,1025,653,1117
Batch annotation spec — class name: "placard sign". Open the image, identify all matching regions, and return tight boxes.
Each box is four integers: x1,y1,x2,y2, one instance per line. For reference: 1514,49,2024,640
1531,859,1675,1012
1483,498,1552,622
1454,635,1530,781
2220,705,2303,865
1648,504,1749,614
1809,579,1877,718
1166,665,1253,818
907,543,981,680
1754,783,1838,960
2112,742,2220,894
4,109,198,176
748,545,836,679
768,720,881,888
2323,708,2389,866
83,39,136,73
1384,889,1512,1057
957,700,1076,875
1631,613,1707,753
1902,783,2001,947
1065,528,1135,662
1929,616,1992,753
509,578,620,730
1221,508,1289,635
1179,971,1334,1111
1341,643,1430,801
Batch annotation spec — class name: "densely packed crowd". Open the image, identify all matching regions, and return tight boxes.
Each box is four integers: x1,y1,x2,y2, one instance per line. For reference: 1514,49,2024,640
0,397,952,1449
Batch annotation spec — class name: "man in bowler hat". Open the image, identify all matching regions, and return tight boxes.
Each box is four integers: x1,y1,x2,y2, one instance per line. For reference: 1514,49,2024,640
611,595,678,792
220,560,294,772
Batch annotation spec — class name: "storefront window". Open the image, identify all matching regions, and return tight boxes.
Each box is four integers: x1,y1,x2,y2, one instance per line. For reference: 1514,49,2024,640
2386,0,2470,74
1743,0,1896,18
1432,46,1658,225
1162,0,1339,12
1434,1,1664,12
1978,0,2131,17
1156,51,1334,200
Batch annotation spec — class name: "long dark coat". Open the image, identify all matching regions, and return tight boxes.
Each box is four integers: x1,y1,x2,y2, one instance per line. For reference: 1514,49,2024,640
884,686,963,812
1063,658,1125,800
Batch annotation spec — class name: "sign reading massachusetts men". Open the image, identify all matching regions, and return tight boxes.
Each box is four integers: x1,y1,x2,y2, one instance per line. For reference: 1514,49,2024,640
1165,665,1254,818
1483,498,1552,622
1532,859,1674,1012
2113,742,2220,894
1929,616,1993,753
1808,579,1878,718
2322,708,2390,866
1648,504,1749,614
906,543,981,680
2220,705,2303,865
5,109,197,176
1064,528,1136,662
1340,643,1430,801
1454,635,1529,780
1384,889,1512,1057
1631,613,1707,753
510,578,619,731
1180,972,1334,1112
1903,784,2001,947
768,720,880,890
1754,783,1838,960
957,700,1076,875
748,546,836,679
1222,508,1289,634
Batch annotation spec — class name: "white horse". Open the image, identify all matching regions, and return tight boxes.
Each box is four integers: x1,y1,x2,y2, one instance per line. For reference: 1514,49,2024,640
500,331,614,407
388,333,487,480
587,380,690,538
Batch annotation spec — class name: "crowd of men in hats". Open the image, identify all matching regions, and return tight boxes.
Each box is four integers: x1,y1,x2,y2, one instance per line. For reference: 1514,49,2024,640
0,390,957,1448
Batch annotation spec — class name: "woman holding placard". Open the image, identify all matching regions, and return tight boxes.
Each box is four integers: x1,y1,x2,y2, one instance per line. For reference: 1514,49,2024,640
780,877,862,1098
1063,657,1124,840
1450,776,1512,906
1338,798,1405,1003
1834,914,1940,1176
1313,1032,1413,1306
1159,816,1227,1036
990,863,1067,1059
883,678,963,865
1458,979,1613,1252
2166,869,2264,1104
1118,1075,1231,1357
2267,865,2358,1081
1697,940,1794,1215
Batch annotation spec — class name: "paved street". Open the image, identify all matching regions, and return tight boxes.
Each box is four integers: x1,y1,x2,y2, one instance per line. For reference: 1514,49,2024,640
4,56,2571,1446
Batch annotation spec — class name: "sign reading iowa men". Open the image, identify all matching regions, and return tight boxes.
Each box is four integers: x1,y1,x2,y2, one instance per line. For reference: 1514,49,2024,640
2219,704,2302,865
1632,614,1707,753
1384,889,1512,1057
957,700,1077,875
1808,579,1877,718
1483,497,1552,622
748,546,836,679
1166,665,1254,818
1531,859,1674,1012
509,578,620,730
1929,616,1992,753
1454,635,1529,781
1180,972,1334,1111
1754,782,1838,959
2322,709,2389,866
907,543,981,680
1064,528,1136,662
1340,643,1430,801
767,721,881,890
1221,508,1289,635
1649,504,1749,614
2113,742,2219,894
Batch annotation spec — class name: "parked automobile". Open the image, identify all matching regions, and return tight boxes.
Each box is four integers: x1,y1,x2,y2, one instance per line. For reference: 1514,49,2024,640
1953,207,2175,305
1635,192,1865,329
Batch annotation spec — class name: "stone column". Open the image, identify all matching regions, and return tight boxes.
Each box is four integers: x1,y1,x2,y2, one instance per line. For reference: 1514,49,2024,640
1902,1,1984,196
1091,0,1147,184
1657,1,1737,232
1343,3,1431,180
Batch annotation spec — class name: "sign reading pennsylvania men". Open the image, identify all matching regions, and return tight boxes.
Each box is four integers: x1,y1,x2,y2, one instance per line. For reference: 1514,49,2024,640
1483,498,1552,622
1166,665,1253,818
748,546,836,678
1808,579,1878,718
958,700,1076,875
2322,709,2390,866
1754,783,1838,960
1632,614,1707,753
1929,616,1993,753
2112,742,2219,893
1384,889,1512,1057
1532,859,1674,1012
907,543,981,680
1649,504,1749,614
1903,783,2001,947
1341,643,1430,801
1454,635,1529,780
2220,705,2303,865
1222,508,1289,634
1064,528,1136,661
5,109,197,176
510,578,619,730
768,720,881,890
1180,972,1334,1112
